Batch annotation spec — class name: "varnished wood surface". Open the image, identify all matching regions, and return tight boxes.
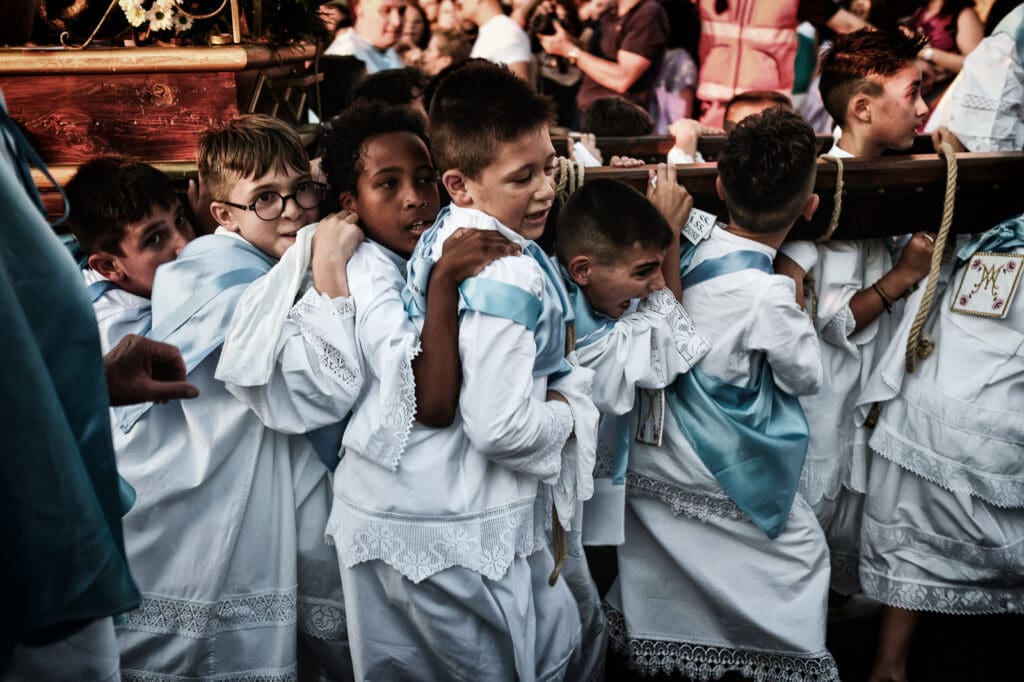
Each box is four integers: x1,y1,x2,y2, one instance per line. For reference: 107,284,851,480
0,44,318,75
585,151,1024,240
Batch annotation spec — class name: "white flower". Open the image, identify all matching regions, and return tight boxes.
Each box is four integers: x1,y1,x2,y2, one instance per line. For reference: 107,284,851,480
173,7,194,33
147,0,177,32
124,3,147,27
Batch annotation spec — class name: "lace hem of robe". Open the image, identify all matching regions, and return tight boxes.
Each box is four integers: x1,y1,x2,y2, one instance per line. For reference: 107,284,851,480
603,603,839,681
123,667,297,682
326,495,545,583
860,568,1024,615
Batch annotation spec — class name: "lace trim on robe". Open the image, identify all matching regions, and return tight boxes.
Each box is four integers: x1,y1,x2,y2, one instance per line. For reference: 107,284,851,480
626,471,750,524
290,289,360,393
603,603,840,681
365,339,420,472
870,383,1024,508
861,514,1024,614
640,288,712,368
296,596,347,641
326,496,545,583
122,668,297,682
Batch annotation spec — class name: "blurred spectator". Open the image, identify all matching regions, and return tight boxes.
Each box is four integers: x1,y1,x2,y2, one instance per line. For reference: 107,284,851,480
325,0,405,73
437,0,458,29
397,0,431,65
695,0,868,128
457,0,533,80
318,0,352,36
531,0,585,125
909,0,984,112
648,0,701,132
418,28,473,75
540,0,670,119
420,0,441,25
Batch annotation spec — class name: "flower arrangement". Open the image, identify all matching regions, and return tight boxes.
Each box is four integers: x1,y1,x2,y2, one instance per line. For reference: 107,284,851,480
118,0,194,35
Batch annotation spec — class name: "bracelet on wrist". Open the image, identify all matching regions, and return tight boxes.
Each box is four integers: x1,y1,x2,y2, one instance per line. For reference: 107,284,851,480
872,282,894,313
567,47,580,66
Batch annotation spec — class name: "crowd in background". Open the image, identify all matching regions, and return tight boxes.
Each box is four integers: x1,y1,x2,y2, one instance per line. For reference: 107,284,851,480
313,0,1019,136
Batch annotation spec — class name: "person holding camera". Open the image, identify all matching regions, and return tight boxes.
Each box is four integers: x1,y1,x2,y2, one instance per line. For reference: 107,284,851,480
457,0,533,80
539,0,668,118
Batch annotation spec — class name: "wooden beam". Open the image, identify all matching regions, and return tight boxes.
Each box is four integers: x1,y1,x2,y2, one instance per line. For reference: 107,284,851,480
583,152,1024,241
552,133,936,162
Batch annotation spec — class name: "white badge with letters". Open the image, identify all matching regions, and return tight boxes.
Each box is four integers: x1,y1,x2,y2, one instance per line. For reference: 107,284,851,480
951,252,1024,319
635,388,665,446
682,208,716,245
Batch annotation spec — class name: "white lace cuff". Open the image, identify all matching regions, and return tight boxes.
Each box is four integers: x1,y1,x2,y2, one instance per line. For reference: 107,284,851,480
639,288,712,369
527,401,574,485
290,288,361,393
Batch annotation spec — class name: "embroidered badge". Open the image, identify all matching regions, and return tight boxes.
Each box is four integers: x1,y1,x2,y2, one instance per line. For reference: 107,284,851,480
951,252,1023,319
682,208,716,245
635,388,665,446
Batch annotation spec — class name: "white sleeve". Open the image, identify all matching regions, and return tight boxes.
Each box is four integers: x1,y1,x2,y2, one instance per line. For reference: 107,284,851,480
458,257,574,482
747,279,823,396
948,31,1024,152
226,287,363,434
576,288,710,415
777,240,819,272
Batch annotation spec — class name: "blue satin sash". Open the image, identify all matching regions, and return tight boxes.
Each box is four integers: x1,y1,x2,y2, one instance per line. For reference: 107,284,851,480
957,215,1024,261
668,242,809,539
562,263,632,483
403,206,575,379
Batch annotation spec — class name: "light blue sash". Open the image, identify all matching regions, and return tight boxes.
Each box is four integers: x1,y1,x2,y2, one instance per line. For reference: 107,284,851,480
403,206,575,379
957,215,1024,261
561,263,632,483
668,242,809,539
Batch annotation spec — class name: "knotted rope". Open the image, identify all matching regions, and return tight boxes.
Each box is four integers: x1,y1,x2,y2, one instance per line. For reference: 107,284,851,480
905,142,958,373
554,156,585,202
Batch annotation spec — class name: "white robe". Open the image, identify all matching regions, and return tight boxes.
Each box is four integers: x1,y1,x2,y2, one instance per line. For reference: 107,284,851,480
605,226,838,681
327,214,597,680
110,235,357,681
858,245,1024,614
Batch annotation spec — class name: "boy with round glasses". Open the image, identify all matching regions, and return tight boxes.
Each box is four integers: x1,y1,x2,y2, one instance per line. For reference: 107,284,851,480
110,114,360,680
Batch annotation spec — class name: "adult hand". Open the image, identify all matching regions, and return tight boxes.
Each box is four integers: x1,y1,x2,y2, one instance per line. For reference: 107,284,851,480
104,334,199,406
538,21,576,58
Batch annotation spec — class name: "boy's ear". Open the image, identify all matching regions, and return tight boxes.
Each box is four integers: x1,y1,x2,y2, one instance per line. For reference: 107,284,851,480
340,192,357,213
442,170,472,206
801,193,820,221
209,202,237,231
715,175,726,201
566,254,592,286
88,252,124,282
850,92,872,124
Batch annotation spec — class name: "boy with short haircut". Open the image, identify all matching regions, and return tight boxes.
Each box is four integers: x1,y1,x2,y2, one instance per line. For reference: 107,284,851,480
65,156,195,351
337,61,599,680
603,108,838,679
774,29,935,597
111,114,357,681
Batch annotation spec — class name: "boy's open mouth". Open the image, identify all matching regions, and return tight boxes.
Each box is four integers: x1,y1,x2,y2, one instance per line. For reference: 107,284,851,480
524,208,549,227
408,219,431,236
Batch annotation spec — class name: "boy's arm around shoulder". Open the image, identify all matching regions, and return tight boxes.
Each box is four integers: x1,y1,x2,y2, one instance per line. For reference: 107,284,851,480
577,288,710,415
747,277,823,396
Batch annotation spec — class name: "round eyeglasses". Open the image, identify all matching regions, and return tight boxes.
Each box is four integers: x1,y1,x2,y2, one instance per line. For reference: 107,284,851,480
221,181,327,221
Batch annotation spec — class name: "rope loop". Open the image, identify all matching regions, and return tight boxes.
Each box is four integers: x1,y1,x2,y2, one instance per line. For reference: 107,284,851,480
817,154,845,242
554,156,585,201
905,142,958,373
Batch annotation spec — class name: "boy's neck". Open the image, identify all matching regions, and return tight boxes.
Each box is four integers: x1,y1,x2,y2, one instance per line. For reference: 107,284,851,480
836,125,886,158
722,221,789,250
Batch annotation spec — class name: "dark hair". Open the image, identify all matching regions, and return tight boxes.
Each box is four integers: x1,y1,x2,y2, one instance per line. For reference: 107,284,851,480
723,90,793,129
320,102,431,197
716,107,817,234
429,27,472,62
422,56,489,114
819,28,928,126
197,114,310,201
351,67,426,108
555,179,671,265
66,157,178,256
429,60,555,177
317,55,368,122
581,96,654,136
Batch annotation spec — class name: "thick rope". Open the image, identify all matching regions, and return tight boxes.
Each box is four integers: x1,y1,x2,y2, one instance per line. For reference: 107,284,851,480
905,142,958,373
548,321,577,586
817,154,845,242
554,156,585,201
